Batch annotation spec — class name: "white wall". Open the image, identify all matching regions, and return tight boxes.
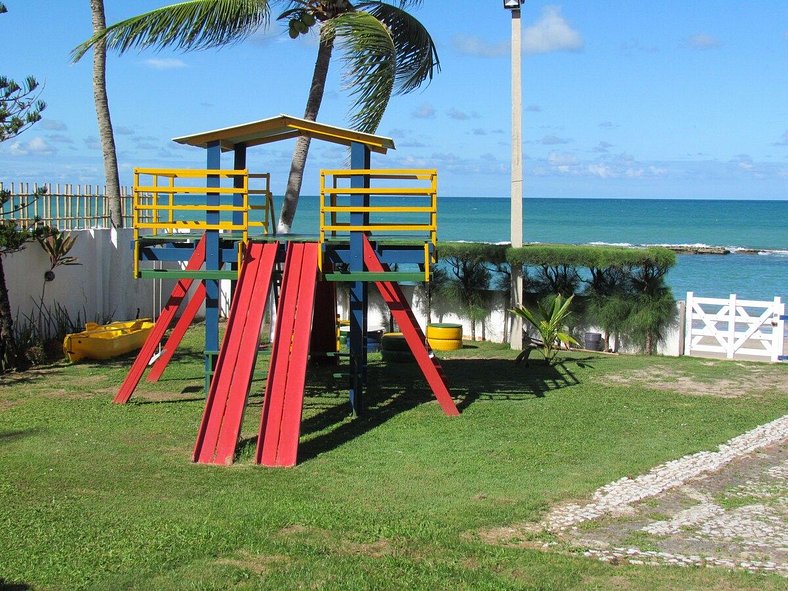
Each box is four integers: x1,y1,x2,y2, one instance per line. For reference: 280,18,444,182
337,285,685,356
5,231,686,357
5,228,176,326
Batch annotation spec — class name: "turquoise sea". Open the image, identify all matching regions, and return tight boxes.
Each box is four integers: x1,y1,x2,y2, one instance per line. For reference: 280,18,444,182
285,197,787,302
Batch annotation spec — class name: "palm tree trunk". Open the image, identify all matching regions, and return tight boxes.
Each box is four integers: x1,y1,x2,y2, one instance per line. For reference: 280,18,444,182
277,29,335,233
90,0,123,228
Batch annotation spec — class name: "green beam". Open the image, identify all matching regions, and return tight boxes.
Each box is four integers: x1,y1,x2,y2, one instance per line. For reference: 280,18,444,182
323,272,425,283
139,269,238,280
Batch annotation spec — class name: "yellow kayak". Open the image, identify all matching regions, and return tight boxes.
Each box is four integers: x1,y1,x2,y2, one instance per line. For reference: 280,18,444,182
63,319,154,362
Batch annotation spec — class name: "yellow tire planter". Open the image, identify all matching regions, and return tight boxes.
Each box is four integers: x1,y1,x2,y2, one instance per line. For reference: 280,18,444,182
426,323,462,351
381,332,415,363
427,336,463,351
425,323,463,340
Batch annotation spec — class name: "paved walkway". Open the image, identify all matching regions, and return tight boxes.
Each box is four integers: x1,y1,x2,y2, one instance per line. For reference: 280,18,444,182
544,415,788,576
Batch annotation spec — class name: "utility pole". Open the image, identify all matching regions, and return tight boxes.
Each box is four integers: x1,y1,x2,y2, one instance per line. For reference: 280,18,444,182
505,0,524,349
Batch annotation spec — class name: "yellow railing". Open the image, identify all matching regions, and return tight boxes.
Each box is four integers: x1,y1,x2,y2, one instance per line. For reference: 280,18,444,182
319,169,438,279
248,173,275,236
132,167,273,277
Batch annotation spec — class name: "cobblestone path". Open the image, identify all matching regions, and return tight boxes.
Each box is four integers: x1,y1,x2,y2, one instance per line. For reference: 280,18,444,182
546,415,788,576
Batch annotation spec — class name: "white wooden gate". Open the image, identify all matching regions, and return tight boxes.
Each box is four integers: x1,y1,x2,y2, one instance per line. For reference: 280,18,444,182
684,292,785,362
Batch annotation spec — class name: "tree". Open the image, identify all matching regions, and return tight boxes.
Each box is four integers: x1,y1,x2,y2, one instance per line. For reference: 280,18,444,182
442,254,491,342
90,0,123,228
0,3,47,369
626,261,676,355
72,0,439,233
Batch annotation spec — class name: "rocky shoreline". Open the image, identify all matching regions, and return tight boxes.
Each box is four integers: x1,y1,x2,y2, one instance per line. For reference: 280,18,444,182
662,245,763,255
664,245,729,255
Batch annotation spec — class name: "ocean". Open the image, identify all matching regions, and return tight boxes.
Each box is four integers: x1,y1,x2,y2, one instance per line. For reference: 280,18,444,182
284,197,787,302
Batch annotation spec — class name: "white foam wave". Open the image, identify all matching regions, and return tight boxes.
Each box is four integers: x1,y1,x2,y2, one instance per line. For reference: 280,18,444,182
588,241,634,248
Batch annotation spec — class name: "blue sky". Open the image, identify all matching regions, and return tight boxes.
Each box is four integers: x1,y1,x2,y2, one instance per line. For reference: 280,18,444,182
1,1,787,199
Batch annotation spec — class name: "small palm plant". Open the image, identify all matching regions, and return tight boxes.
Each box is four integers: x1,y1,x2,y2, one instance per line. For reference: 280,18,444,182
38,231,80,282
511,294,579,365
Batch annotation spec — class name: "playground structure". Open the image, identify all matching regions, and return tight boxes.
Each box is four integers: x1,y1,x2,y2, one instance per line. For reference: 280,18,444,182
115,115,460,467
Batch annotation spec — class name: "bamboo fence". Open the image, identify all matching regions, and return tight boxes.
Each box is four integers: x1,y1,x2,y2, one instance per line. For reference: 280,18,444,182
0,181,133,229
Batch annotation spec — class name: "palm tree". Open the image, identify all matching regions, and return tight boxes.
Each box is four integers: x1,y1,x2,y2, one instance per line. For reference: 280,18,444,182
89,0,123,228
72,0,439,232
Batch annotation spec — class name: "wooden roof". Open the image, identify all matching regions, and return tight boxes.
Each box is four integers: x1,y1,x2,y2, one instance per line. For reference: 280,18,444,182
172,114,395,154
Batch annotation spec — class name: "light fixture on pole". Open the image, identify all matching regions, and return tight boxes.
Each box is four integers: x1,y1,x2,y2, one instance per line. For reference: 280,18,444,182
505,0,524,349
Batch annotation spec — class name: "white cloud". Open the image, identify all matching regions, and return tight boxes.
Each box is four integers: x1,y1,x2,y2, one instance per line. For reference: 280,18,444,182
587,163,613,178
9,136,56,156
451,34,508,58
687,33,721,49
620,39,660,56
447,108,479,121
540,134,570,145
47,134,74,145
523,6,583,54
144,58,187,70
548,151,577,166
83,136,100,151
772,131,788,146
593,141,613,153
412,103,436,119
40,119,67,131
731,154,754,171
531,151,670,180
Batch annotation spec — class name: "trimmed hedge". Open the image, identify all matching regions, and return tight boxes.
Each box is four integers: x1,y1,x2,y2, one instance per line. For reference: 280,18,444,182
435,241,675,269
506,243,676,269
435,241,508,264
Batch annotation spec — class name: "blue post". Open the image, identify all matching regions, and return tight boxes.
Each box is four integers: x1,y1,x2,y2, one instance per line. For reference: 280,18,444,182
233,143,247,229
205,141,221,384
348,141,370,415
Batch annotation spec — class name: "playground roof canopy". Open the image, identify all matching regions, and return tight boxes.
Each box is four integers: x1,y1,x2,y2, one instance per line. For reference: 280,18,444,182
173,114,395,154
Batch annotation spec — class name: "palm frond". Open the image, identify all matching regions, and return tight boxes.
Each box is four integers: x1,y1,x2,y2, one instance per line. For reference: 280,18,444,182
325,11,397,133
72,0,273,61
359,1,439,94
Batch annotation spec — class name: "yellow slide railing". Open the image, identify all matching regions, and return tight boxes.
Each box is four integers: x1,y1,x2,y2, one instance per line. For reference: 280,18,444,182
132,167,273,277
319,169,438,280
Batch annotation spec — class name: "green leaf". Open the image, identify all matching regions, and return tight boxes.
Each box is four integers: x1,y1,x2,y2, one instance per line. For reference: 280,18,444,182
72,0,272,62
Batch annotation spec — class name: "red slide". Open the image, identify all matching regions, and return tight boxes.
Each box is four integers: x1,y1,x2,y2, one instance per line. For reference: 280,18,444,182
192,242,279,465
256,242,319,467
113,236,206,404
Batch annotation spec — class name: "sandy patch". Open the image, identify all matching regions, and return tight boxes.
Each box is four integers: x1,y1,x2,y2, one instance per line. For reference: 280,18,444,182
215,551,289,575
603,365,788,398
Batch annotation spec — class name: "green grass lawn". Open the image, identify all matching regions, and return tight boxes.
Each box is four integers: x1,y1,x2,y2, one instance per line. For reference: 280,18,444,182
1,326,786,590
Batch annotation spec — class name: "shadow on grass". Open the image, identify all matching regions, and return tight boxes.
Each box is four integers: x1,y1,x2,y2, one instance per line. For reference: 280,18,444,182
132,395,205,406
445,356,594,410
297,365,426,462
0,579,32,591
0,429,39,445
291,355,593,462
